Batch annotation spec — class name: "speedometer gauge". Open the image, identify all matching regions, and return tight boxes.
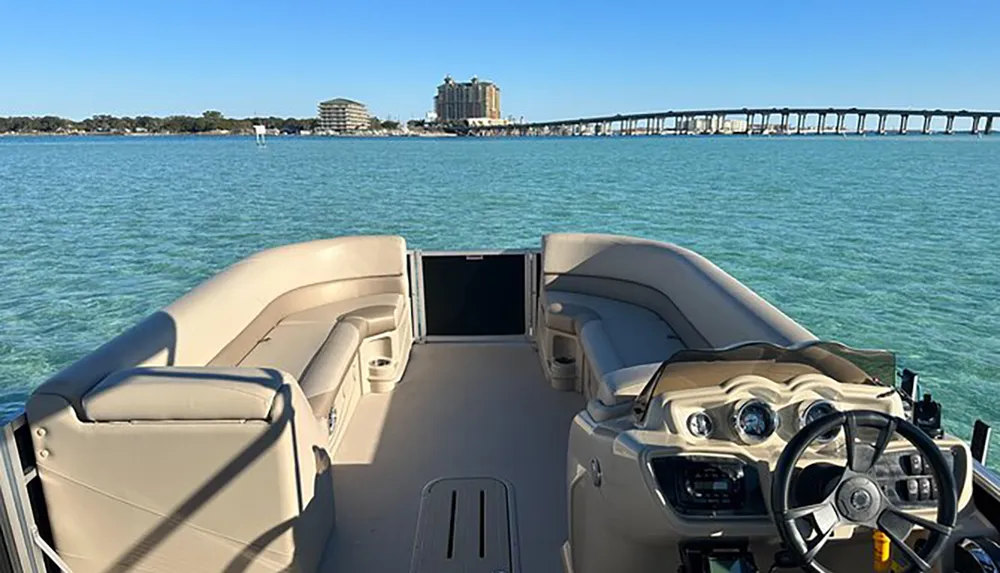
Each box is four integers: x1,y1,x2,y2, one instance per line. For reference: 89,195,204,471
732,399,778,444
799,400,840,443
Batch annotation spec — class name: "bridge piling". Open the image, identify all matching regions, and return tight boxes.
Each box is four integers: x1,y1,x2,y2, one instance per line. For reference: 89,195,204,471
462,107,997,138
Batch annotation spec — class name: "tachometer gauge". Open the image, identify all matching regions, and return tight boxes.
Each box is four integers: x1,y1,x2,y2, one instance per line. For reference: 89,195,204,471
799,400,840,443
732,399,778,444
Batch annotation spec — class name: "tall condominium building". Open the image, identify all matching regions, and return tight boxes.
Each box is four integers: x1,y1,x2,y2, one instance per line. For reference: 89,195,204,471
318,98,369,132
434,76,500,122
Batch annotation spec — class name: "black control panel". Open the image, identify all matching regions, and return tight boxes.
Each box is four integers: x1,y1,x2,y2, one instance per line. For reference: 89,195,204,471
651,456,768,517
872,446,966,509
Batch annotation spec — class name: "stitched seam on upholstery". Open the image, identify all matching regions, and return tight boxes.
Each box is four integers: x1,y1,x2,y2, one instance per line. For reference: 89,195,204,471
41,465,294,560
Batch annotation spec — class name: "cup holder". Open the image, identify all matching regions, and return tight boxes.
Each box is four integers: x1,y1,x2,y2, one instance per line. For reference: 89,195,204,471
551,355,577,379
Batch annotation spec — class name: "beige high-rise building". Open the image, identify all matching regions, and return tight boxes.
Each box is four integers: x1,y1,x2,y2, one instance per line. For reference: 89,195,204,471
318,98,369,132
434,76,500,122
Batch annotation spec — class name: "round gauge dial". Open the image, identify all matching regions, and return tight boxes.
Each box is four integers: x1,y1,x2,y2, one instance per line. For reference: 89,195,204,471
733,399,778,444
687,411,714,438
800,400,840,443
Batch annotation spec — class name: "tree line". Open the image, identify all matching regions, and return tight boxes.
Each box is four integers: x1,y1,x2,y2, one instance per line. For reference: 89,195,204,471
0,111,319,134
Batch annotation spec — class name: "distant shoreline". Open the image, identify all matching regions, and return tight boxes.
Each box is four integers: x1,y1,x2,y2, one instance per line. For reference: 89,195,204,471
0,131,458,138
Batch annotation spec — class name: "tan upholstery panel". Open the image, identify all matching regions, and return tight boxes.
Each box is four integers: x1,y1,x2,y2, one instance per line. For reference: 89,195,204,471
211,280,406,367
299,322,363,415
27,371,332,573
578,321,624,378
547,291,684,366
542,233,815,348
31,236,407,416
543,275,709,349
598,362,663,405
83,367,282,422
162,236,406,368
341,306,400,339
238,323,336,381
282,293,405,325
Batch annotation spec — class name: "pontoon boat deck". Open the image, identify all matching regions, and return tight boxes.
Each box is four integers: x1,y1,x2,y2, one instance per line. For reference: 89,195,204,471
1,233,998,573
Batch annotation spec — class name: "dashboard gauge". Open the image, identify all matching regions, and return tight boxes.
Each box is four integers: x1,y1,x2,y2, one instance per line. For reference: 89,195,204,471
732,399,778,444
687,411,714,439
799,400,840,443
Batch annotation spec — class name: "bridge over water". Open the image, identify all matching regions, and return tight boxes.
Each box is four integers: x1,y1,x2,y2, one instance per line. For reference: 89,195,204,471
464,107,1000,137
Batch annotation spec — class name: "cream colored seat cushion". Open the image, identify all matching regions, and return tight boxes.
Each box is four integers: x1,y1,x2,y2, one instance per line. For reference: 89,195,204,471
548,291,685,369
298,322,362,416
83,367,283,421
282,293,405,328
238,322,336,381
597,362,662,406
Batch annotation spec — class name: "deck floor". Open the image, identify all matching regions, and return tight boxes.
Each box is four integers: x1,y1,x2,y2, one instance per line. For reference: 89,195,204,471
321,342,585,572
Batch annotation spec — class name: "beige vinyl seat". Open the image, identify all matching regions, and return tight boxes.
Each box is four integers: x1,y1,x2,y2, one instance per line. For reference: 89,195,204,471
237,292,408,433
24,236,414,572
538,233,816,410
544,291,686,388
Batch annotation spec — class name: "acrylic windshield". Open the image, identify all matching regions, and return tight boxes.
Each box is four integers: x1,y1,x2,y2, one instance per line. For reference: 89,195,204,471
638,340,895,403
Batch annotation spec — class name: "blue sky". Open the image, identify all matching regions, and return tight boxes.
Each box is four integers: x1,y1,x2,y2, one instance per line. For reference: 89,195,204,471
1,0,997,121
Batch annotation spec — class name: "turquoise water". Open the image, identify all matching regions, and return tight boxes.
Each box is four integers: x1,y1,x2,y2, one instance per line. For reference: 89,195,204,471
1,135,998,455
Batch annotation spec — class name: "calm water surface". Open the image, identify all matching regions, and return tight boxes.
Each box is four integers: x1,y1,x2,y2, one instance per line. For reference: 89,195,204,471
1,135,998,455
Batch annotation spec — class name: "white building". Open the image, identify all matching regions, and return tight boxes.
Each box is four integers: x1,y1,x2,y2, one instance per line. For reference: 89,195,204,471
318,98,369,132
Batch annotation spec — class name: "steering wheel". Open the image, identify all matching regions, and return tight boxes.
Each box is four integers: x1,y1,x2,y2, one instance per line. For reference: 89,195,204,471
771,410,957,573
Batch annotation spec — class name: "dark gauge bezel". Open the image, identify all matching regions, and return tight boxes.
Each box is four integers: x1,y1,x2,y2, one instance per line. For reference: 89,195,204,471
732,398,778,444
799,400,841,443
686,411,714,439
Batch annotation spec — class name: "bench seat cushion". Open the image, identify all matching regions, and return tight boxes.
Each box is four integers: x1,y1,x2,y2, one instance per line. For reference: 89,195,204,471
547,291,686,369
282,293,405,327
83,367,286,422
298,322,362,416
238,322,335,381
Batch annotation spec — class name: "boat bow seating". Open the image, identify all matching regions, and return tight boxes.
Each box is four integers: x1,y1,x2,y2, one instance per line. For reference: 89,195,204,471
538,233,815,409
24,236,413,573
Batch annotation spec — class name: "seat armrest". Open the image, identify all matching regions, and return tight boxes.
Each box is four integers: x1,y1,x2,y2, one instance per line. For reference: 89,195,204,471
82,366,294,422
597,362,662,406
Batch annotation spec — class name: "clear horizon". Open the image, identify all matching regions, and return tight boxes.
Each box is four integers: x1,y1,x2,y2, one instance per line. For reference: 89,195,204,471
2,0,998,122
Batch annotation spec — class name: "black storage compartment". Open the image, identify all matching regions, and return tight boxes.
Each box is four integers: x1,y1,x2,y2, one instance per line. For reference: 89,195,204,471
422,254,525,336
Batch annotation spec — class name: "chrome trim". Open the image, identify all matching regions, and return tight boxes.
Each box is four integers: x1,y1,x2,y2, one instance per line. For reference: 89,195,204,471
974,460,1000,498
732,398,778,444
957,537,999,573
686,411,714,439
798,399,840,443
414,250,427,343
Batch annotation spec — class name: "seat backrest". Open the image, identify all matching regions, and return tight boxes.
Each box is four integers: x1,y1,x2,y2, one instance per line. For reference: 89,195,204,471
31,236,408,416
541,233,815,349
27,367,333,573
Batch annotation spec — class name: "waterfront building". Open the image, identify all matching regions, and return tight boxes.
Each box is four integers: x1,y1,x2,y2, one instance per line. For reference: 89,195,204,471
318,98,369,132
434,76,501,122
